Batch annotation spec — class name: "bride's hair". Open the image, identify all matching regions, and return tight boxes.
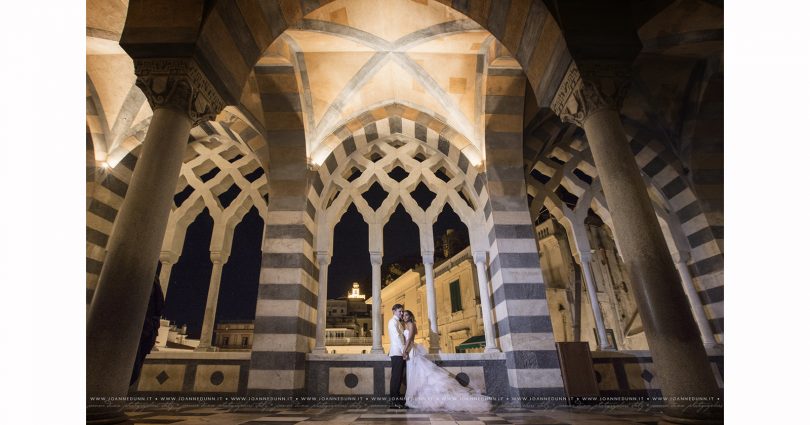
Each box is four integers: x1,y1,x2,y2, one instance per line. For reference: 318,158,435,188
404,310,415,323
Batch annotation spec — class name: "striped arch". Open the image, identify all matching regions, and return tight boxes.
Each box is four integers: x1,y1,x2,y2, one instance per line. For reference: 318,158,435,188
161,136,269,262
311,102,484,172
314,133,487,258
524,116,724,340
85,112,270,308
120,1,571,112
308,102,493,263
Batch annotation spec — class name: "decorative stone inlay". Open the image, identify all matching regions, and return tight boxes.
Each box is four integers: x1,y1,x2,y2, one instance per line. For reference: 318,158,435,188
134,58,226,126
550,62,632,128
156,370,170,385
344,373,359,388
210,371,225,385
641,368,654,383
454,372,470,387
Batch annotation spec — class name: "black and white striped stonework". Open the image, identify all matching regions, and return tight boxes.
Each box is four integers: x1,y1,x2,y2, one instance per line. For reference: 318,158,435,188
483,68,564,399
247,61,317,397
85,146,140,306
313,103,479,192
161,1,571,112
624,127,724,340
522,112,724,342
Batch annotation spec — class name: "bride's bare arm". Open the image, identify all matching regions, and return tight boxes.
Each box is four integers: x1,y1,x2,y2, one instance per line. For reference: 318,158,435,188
403,322,416,355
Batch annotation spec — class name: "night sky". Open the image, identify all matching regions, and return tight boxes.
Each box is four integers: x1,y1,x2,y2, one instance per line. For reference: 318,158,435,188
163,193,469,339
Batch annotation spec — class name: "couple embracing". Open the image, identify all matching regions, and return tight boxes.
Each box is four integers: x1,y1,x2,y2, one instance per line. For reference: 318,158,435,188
387,304,490,411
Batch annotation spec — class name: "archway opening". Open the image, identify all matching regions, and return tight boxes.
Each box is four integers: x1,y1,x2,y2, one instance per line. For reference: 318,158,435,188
382,204,421,286
329,203,370,299
433,203,470,262
164,208,213,340
216,206,263,323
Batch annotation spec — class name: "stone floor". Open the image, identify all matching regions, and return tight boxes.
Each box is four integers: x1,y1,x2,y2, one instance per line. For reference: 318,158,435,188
121,405,666,424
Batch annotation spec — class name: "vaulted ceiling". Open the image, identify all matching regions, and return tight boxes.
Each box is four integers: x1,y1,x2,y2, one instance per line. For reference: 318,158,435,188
248,0,515,164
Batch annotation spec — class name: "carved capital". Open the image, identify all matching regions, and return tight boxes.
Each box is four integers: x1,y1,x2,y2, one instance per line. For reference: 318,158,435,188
550,62,632,127
369,252,383,265
316,252,331,266
472,251,488,264
159,250,180,265
134,58,226,126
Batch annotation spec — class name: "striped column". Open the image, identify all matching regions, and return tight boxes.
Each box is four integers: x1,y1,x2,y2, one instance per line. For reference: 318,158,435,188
483,68,564,400
247,62,317,397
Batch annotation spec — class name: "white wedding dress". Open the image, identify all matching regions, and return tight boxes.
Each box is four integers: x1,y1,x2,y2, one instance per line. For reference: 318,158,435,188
403,329,491,411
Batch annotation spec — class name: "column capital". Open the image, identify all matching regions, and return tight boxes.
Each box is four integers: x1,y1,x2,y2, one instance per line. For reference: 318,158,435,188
422,252,434,265
472,251,488,264
550,61,632,128
160,250,180,264
577,250,596,263
369,251,383,265
316,252,331,266
134,58,226,126
210,251,228,264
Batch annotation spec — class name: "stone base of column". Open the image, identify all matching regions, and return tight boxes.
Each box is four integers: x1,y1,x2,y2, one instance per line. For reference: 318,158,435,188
313,345,328,354
87,407,133,425
428,332,440,353
370,347,385,354
484,347,500,353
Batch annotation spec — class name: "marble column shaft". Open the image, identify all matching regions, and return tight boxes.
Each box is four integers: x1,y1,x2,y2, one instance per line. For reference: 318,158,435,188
87,107,193,400
422,253,440,353
86,58,224,424
579,252,611,350
370,252,384,353
553,63,721,421
314,253,331,353
472,251,499,353
198,252,228,350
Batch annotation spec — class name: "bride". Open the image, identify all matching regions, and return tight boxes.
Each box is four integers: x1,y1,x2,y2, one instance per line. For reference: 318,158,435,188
401,310,491,411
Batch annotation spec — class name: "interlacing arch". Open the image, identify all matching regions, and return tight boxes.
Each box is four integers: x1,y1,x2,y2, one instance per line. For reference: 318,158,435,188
524,119,724,339
161,135,269,259
321,134,478,225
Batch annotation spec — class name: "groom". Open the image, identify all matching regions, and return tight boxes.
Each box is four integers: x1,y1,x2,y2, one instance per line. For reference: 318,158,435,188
388,304,409,409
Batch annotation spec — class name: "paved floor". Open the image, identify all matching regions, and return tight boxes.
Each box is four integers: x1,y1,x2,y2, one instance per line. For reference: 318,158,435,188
121,405,667,424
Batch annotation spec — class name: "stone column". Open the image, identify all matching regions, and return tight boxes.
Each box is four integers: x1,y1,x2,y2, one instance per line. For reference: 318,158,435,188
86,58,224,423
197,251,229,351
673,251,718,348
472,251,499,353
422,252,440,353
552,63,721,422
158,251,179,295
577,251,612,351
314,252,331,353
370,251,384,354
